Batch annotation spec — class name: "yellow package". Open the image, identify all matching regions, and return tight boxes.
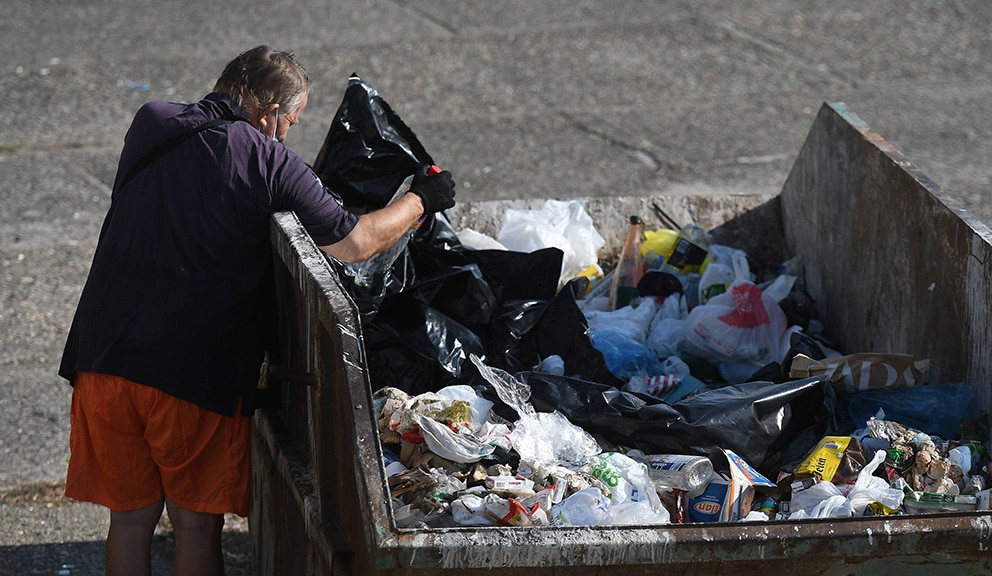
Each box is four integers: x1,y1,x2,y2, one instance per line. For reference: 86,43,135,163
641,228,714,274
796,436,866,485
574,264,604,294
641,228,678,267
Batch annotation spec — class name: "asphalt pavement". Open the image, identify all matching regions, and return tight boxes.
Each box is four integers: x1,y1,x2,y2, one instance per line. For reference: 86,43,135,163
2,1,991,574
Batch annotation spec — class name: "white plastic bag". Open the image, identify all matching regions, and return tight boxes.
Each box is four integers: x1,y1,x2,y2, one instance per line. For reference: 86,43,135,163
434,385,495,428
809,494,852,518
412,413,498,463
497,200,605,286
847,449,905,515
788,481,847,519
681,252,788,366
698,261,734,305
388,385,511,464
645,293,685,358
761,273,798,303
456,228,509,251
789,450,904,519
549,487,611,526
647,318,684,359
451,493,498,526
584,297,658,344
608,500,671,525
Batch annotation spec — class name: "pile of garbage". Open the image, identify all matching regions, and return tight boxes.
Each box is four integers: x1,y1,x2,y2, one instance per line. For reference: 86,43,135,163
358,200,987,528
314,75,989,529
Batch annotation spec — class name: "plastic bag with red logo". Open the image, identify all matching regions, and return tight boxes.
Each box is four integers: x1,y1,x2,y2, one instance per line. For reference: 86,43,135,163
681,252,787,366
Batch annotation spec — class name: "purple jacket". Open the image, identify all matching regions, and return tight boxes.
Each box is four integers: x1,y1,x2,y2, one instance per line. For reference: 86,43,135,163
59,93,358,415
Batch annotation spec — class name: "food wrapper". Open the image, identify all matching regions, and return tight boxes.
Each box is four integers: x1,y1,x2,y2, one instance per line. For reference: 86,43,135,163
897,482,977,514
794,436,867,485
789,353,930,393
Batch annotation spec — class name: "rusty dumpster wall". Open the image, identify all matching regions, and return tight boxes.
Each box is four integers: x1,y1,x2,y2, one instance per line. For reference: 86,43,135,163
252,102,992,575
253,213,394,576
781,102,992,409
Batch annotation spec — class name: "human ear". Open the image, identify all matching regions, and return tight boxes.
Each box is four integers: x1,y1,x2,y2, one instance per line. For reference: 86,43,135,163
257,103,280,136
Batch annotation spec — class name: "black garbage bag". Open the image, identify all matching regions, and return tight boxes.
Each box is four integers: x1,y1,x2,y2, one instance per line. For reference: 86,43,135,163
313,74,435,212
508,279,624,388
410,243,562,305
361,249,546,395
365,245,620,395
366,263,494,380
514,372,836,476
364,294,488,397
406,243,619,383
312,74,459,319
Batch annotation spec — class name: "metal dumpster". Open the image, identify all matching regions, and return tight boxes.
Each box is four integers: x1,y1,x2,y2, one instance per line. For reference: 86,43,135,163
250,102,992,575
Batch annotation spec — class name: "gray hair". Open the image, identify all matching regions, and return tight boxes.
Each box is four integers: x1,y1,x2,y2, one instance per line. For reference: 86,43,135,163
214,46,311,116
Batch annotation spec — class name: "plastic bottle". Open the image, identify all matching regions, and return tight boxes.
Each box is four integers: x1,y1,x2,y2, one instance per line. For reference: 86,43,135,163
609,215,644,310
637,453,714,495
664,224,712,275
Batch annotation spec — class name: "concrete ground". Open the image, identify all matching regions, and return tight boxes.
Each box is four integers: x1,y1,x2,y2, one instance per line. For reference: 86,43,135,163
1,1,990,574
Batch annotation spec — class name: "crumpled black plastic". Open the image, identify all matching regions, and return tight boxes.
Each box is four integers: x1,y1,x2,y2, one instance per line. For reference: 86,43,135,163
313,75,620,397
509,372,837,475
364,248,621,395
313,73,435,212
312,74,458,320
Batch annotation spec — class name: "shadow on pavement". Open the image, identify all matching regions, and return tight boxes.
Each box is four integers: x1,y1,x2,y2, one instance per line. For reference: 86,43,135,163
0,526,252,576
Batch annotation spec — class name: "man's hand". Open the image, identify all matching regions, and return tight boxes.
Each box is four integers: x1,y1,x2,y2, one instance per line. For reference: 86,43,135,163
410,165,456,215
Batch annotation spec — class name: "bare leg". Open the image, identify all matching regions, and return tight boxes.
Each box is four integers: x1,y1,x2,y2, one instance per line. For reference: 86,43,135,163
165,496,225,576
106,498,165,576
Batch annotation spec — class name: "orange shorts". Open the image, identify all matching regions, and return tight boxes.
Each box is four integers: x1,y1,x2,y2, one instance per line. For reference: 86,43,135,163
66,371,251,516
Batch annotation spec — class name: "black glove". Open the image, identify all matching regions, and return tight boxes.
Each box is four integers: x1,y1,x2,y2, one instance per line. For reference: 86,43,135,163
409,165,456,215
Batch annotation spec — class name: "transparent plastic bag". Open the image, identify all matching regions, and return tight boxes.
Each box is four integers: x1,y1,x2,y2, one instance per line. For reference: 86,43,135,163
587,452,662,509
340,173,418,290
585,452,670,524
607,500,671,525
471,354,602,467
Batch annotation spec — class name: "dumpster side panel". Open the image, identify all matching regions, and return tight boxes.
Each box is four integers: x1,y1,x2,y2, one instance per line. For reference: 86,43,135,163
780,102,992,407
253,212,398,575
251,412,332,576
